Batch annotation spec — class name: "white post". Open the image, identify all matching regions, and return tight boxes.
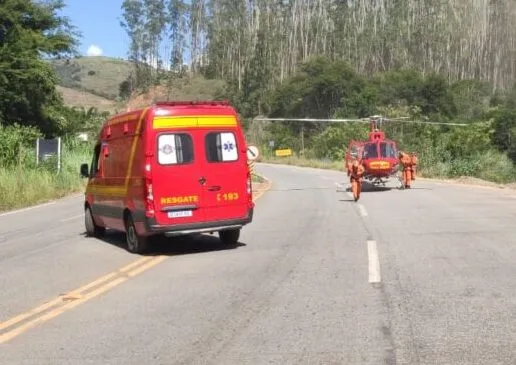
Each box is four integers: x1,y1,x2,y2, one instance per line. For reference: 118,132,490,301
36,138,39,165
57,137,62,173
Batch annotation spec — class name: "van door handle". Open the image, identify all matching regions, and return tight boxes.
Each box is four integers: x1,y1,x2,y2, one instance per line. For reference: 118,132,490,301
207,185,221,191
199,177,206,185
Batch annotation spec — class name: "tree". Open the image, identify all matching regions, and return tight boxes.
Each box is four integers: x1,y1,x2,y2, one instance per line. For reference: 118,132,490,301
120,0,152,89
0,0,79,135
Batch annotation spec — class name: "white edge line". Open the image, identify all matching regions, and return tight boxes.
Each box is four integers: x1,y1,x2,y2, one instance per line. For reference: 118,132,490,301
358,204,368,217
0,193,83,218
60,214,83,223
0,201,57,217
367,240,381,283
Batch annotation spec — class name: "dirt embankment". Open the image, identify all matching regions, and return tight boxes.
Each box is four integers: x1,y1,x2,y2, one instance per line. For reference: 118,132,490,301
125,76,226,111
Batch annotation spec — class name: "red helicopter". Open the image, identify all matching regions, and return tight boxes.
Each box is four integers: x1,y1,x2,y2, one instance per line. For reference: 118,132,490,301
344,115,404,188
252,114,467,190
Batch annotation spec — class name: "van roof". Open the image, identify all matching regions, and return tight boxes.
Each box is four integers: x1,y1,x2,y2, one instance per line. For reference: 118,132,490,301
97,100,240,138
104,100,238,125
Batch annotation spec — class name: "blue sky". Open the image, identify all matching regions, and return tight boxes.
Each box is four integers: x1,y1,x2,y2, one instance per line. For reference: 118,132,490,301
59,0,130,59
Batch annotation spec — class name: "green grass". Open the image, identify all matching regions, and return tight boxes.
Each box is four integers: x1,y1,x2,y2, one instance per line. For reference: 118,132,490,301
261,156,343,171
260,152,516,185
0,144,90,212
252,173,266,183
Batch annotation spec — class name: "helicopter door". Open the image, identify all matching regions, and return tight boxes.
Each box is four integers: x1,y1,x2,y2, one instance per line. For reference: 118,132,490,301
346,141,362,162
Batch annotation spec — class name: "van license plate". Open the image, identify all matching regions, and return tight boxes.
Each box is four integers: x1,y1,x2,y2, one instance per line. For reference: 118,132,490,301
168,210,193,218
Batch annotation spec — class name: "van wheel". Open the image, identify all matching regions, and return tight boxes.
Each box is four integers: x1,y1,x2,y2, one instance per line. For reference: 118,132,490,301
125,215,148,254
219,229,240,245
85,206,105,237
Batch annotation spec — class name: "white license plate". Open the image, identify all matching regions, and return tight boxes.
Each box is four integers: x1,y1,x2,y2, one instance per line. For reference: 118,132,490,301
167,210,193,218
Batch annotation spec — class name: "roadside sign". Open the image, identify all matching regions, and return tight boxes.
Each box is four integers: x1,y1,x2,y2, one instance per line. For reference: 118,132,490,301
247,145,260,161
36,137,61,172
275,148,292,157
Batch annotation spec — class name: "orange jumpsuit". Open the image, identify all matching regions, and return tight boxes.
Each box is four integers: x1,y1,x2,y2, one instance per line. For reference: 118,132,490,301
399,151,415,188
410,153,418,180
346,159,365,201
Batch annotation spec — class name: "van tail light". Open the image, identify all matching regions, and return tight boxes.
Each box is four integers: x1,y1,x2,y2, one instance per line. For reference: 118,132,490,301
144,160,155,218
247,171,252,198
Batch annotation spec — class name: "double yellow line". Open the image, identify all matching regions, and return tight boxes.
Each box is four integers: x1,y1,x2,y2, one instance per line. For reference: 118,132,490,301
0,172,272,345
0,256,166,344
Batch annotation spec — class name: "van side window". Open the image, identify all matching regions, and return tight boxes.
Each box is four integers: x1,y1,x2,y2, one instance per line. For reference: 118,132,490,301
90,144,101,176
157,133,194,165
205,132,238,162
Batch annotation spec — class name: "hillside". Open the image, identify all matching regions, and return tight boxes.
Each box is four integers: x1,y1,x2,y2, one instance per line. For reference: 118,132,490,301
51,56,133,100
55,85,120,112
126,76,227,110
51,56,226,113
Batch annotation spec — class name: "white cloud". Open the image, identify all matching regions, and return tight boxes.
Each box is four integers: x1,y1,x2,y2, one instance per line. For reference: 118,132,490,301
86,44,103,57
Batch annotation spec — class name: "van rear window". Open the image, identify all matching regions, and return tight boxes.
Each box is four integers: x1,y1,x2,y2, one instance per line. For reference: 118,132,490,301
205,132,238,162
157,133,193,165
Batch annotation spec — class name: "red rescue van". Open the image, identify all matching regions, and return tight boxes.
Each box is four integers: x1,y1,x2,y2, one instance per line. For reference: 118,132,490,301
80,100,254,254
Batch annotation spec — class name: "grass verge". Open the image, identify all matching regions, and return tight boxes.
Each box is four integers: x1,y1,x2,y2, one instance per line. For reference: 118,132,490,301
259,155,516,188
251,172,266,183
0,145,89,213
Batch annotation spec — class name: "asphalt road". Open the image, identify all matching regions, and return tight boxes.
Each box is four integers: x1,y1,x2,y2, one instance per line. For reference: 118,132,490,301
1,163,515,364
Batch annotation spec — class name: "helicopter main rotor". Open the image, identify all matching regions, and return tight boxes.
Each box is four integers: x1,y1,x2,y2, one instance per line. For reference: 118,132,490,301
253,115,467,127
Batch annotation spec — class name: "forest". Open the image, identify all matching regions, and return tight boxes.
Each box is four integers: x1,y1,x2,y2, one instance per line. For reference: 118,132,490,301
119,0,516,182
0,0,109,210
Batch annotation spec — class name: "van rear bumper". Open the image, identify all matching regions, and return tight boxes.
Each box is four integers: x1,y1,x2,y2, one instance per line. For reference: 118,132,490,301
142,208,253,237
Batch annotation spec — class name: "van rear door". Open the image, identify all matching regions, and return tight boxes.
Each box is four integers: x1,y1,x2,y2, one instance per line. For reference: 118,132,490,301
201,127,250,222
151,129,205,226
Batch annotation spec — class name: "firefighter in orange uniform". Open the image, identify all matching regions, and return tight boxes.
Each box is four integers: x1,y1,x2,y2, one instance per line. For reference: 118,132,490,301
399,151,415,188
346,157,365,201
410,152,418,180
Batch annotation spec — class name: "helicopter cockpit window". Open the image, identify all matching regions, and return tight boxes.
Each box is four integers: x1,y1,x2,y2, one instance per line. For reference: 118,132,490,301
363,143,378,158
380,142,397,158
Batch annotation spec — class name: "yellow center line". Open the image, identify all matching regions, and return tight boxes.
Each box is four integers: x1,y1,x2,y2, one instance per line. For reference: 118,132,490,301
0,256,162,344
125,256,168,277
0,276,130,344
0,177,271,345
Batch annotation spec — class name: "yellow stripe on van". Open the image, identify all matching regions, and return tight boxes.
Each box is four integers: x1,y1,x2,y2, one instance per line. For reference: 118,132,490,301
86,185,126,196
152,115,237,129
124,107,150,192
197,116,237,127
153,116,198,129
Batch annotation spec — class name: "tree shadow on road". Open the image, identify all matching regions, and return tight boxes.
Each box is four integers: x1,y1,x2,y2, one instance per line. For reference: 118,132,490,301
80,230,247,256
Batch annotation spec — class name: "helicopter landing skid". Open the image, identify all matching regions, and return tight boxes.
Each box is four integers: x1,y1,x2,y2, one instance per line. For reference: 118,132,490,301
370,178,387,187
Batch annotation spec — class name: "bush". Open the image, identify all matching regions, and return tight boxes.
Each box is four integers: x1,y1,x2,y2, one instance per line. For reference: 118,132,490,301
0,138,91,212
0,124,42,167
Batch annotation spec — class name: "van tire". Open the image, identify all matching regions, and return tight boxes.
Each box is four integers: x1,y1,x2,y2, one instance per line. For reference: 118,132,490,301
85,206,105,237
219,229,240,245
125,214,148,254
